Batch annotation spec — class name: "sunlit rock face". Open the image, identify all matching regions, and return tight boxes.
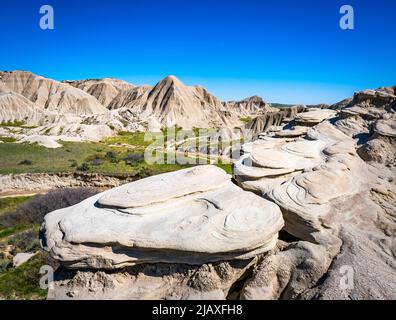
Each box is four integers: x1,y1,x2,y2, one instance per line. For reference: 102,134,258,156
40,165,284,270
294,108,337,126
233,94,396,300
234,121,368,241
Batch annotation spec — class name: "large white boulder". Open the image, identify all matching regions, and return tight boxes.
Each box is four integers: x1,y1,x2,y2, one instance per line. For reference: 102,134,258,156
40,165,284,269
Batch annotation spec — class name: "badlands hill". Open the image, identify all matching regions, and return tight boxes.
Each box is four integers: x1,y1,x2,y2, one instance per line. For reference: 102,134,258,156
64,78,136,107
0,71,107,115
0,70,299,146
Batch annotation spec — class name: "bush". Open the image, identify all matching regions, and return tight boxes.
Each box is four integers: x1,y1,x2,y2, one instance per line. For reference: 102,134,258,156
0,188,99,228
69,159,78,168
76,162,90,172
0,137,17,143
105,151,118,163
8,230,41,254
18,160,33,165
137,165,152,179
91,157,103,166
0,257,11,273
123,153,144,166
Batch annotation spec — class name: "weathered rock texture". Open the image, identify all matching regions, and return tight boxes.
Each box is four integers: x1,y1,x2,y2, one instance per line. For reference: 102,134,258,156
0,70,311,147
234,86,396,300
37,85,396,300
41,166,284,270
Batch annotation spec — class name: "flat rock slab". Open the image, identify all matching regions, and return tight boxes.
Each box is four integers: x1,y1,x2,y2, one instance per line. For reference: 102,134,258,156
98,165,230,208
375,116,396,137
41,165,284,269
295,109,337,124
274,126,309,138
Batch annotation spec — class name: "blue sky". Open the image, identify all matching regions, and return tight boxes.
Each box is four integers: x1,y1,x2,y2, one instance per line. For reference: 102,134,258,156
1,0,395,104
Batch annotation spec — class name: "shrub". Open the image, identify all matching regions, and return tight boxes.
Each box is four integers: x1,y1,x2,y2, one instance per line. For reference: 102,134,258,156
0,188,99,228
18,160,33,165
123,153,144,166
0,257,11,273
76,162,90,172
105,151,118,163
0,137,17,143
106,151,117,159
137,165,151,179
91,157,103,166
69,159,78,167
43,128,51,135
85,153,105,166
9,230,41,254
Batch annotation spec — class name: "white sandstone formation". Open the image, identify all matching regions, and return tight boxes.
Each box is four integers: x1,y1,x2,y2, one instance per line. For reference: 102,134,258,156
0,71,107,115
17,135,63,148
1,71,298,146
234,87,396,300
40,165,284,269
273,126,308,138
294,108,337,125
65,78,136,108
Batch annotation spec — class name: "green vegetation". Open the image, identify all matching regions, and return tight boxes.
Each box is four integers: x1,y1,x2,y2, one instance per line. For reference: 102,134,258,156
104,131,157,150
0,129,237,178
0,224,29,239
0,140,130,175
0,120,26,127
43,128,51,135
0,195,44,299
0,189,103,299
0,252,48,299
239,116,252,123
215,163,233,176
0,136,17,143
0,196,32,216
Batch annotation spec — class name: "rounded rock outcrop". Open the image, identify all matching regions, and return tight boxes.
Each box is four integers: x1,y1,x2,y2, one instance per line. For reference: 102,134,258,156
40,165,284,269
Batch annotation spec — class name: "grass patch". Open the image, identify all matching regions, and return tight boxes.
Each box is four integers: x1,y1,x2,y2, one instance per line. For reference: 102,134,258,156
215,163,233,176
0,224,29,239
0,251,49,299
0,141,127,175
7,228,41,255
104,131,156,149
0,136,17,143
0,196,32,216
0,120,26,128
0,130,233,177
239,116,252,123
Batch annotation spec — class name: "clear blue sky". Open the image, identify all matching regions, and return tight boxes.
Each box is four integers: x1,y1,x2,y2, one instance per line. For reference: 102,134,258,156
1,0,395,104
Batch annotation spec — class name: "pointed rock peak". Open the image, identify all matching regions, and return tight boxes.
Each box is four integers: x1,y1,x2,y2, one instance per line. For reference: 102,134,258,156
159,75,184,87
243,95,264,103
